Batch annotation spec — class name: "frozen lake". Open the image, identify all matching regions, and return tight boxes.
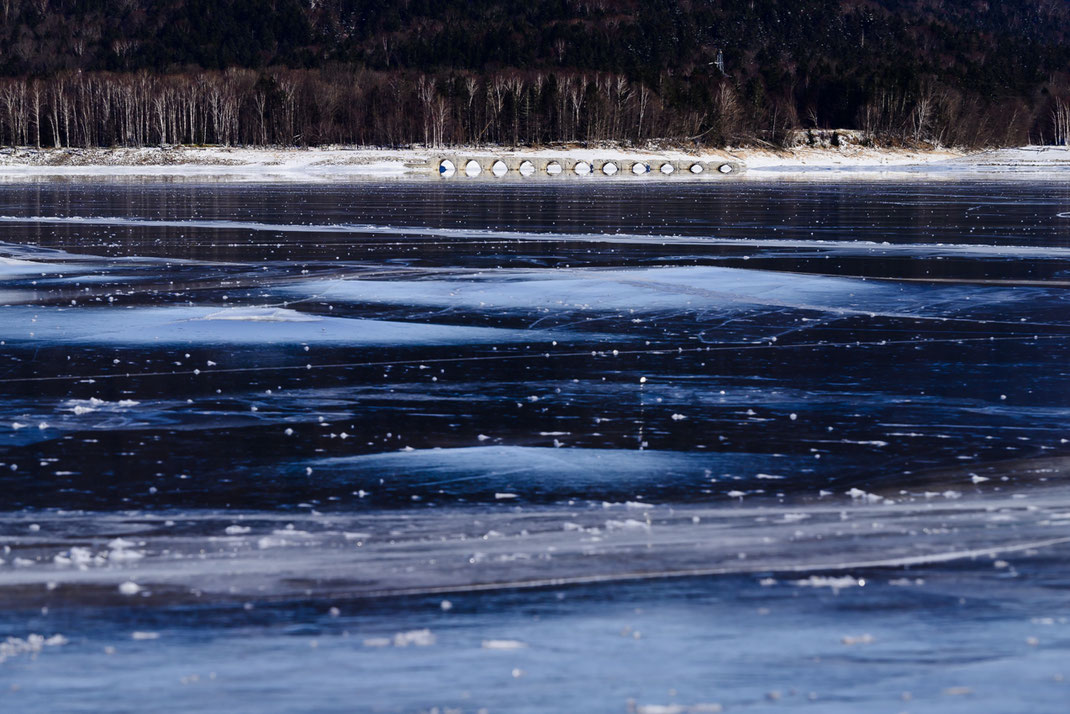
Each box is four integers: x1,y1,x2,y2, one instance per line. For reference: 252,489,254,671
1,180,1069,711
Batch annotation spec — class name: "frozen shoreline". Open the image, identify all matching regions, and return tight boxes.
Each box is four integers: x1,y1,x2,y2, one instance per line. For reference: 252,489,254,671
0,144,1068,181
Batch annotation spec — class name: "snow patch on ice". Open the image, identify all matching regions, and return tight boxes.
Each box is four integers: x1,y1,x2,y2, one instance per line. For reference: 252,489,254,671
634,704,723,714
0,305,568,346
793,575,865,590
481,639,528,650
0,634,68,664
198,307,322,323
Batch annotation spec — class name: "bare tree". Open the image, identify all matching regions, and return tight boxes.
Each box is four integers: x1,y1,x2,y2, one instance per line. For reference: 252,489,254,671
507,75,525,146
29,79,42,148
911,91,934,143
1053,98,1070,146
636,84,651,141
486,75,510,144
416,76,436,146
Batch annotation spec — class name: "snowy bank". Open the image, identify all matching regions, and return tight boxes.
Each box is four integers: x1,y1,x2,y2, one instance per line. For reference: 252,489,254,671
0,144,1068,181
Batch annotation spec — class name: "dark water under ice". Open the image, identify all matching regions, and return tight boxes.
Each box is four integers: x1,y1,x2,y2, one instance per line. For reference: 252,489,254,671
0,179,1069,712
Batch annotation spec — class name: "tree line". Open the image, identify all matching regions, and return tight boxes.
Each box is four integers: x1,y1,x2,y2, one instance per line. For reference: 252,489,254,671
2,67,1068,150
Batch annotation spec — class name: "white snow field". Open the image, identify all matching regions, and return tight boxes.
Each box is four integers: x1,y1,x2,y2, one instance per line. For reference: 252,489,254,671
0,144,1067,181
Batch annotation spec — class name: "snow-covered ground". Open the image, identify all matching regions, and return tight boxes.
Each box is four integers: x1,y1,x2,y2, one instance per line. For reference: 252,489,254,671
1,144,1068,181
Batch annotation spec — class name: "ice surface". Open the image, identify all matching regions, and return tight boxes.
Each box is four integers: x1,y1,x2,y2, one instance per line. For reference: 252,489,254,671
6,213,1070,258
1,180,1068,713
0,305,573,346
306,446,816,502
1,474,1069,603
276,264,1062,322
0,255,82,276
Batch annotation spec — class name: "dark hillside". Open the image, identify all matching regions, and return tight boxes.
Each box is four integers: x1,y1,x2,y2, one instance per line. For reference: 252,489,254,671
0,0,1067,147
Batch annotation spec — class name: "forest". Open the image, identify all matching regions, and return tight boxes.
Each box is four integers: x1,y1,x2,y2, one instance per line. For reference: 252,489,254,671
0,0,1068,148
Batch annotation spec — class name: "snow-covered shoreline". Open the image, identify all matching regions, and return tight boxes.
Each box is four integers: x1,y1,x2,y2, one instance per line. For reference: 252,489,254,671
0,144,1068,181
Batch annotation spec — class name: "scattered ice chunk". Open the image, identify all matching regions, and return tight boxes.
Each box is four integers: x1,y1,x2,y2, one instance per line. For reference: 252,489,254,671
943,687,973,696
392,629,435,647
131,631,160,640
362,637,391,648
118,581,141,596
846,488,885,503
108,548,145,562
841,633,875,645
257,536,291,549
606,519,651,532
224,525,252,535
889,578,925,587
56,546,103,567
0,633,68,664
